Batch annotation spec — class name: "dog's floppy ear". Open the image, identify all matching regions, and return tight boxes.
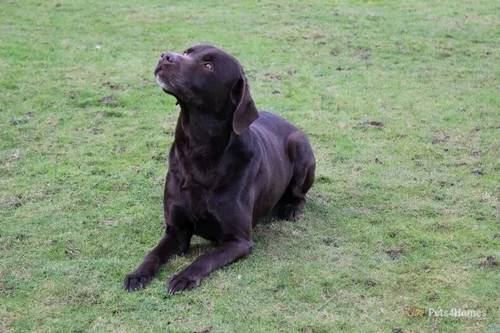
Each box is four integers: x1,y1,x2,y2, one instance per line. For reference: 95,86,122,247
231,75,258,135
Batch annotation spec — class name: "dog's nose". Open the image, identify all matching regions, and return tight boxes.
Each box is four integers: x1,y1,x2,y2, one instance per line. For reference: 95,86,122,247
161,52,180,64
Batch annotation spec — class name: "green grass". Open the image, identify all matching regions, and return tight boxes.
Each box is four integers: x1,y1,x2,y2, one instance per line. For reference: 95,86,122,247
1,0,499,332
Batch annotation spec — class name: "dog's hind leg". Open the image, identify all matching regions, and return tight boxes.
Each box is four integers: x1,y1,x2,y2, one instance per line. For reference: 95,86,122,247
274,131,315,221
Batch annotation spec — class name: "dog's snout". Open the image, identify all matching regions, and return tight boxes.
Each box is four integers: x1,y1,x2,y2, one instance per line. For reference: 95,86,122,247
161,52,180,64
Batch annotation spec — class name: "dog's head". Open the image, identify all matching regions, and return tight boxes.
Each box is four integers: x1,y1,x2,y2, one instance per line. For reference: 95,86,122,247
154,44,258,135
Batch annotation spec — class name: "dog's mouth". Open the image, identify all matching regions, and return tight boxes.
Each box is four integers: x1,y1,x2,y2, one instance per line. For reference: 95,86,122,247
154,64,194,106
155,72,193,107
155,73,179,100
155,75,171,92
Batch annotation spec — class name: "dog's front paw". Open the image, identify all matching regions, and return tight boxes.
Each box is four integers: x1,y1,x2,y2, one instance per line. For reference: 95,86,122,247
123,271,154,292
167,272,200,294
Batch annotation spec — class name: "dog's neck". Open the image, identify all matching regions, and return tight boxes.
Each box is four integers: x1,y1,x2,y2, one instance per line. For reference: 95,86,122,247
173,102,233,179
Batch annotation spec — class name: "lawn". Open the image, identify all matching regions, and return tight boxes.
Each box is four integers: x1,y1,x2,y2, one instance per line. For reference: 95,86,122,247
0,0,498,332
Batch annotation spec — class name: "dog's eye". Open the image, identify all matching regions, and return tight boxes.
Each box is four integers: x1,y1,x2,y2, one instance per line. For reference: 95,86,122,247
183,49,192,56
202,62,213,71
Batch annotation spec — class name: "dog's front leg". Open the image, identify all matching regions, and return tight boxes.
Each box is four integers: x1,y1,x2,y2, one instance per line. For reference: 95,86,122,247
124,225,192,291
167,239,253,294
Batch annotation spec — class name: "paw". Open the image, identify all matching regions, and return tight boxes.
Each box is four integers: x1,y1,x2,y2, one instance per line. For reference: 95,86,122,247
123,272,154,292
167,272,200,294
278,204,303,221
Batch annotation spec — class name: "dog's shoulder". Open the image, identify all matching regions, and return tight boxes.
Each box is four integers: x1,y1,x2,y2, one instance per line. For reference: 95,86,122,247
224,129,258,162
253,111,300,132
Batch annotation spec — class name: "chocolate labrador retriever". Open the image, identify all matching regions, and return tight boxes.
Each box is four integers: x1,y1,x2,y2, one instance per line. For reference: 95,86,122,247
124,44,315,294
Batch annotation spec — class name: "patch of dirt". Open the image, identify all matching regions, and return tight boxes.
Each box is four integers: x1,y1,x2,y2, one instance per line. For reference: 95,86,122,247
330,47,341,56
0,279,16,298
1,195,23,209
102,110,123,118
427,291,439,301
386,247,402,260
311,31,326,39
263,72,282,81
471,150,482,158
316,175,333,184
354,47,371,60
438,180,454,188
197,328,213,333
102,81,121,90
432,132,450,144
312,193,332,206
90,127,103,135
480,256,497,268
388,231,398,238
365,279,377,287
47,117,59,127
99,95,117,106
152,152,166,161
0,149,22,166
404,306,427,317
10,117,29,126
432,222,452,231
101,219,117,226
356,120,384,129
357,207,375,215
65,243,80,258
322,237,339,247
411,155,423,167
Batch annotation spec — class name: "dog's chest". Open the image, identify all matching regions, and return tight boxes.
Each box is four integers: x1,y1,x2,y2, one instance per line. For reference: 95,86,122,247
180,182,224,242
